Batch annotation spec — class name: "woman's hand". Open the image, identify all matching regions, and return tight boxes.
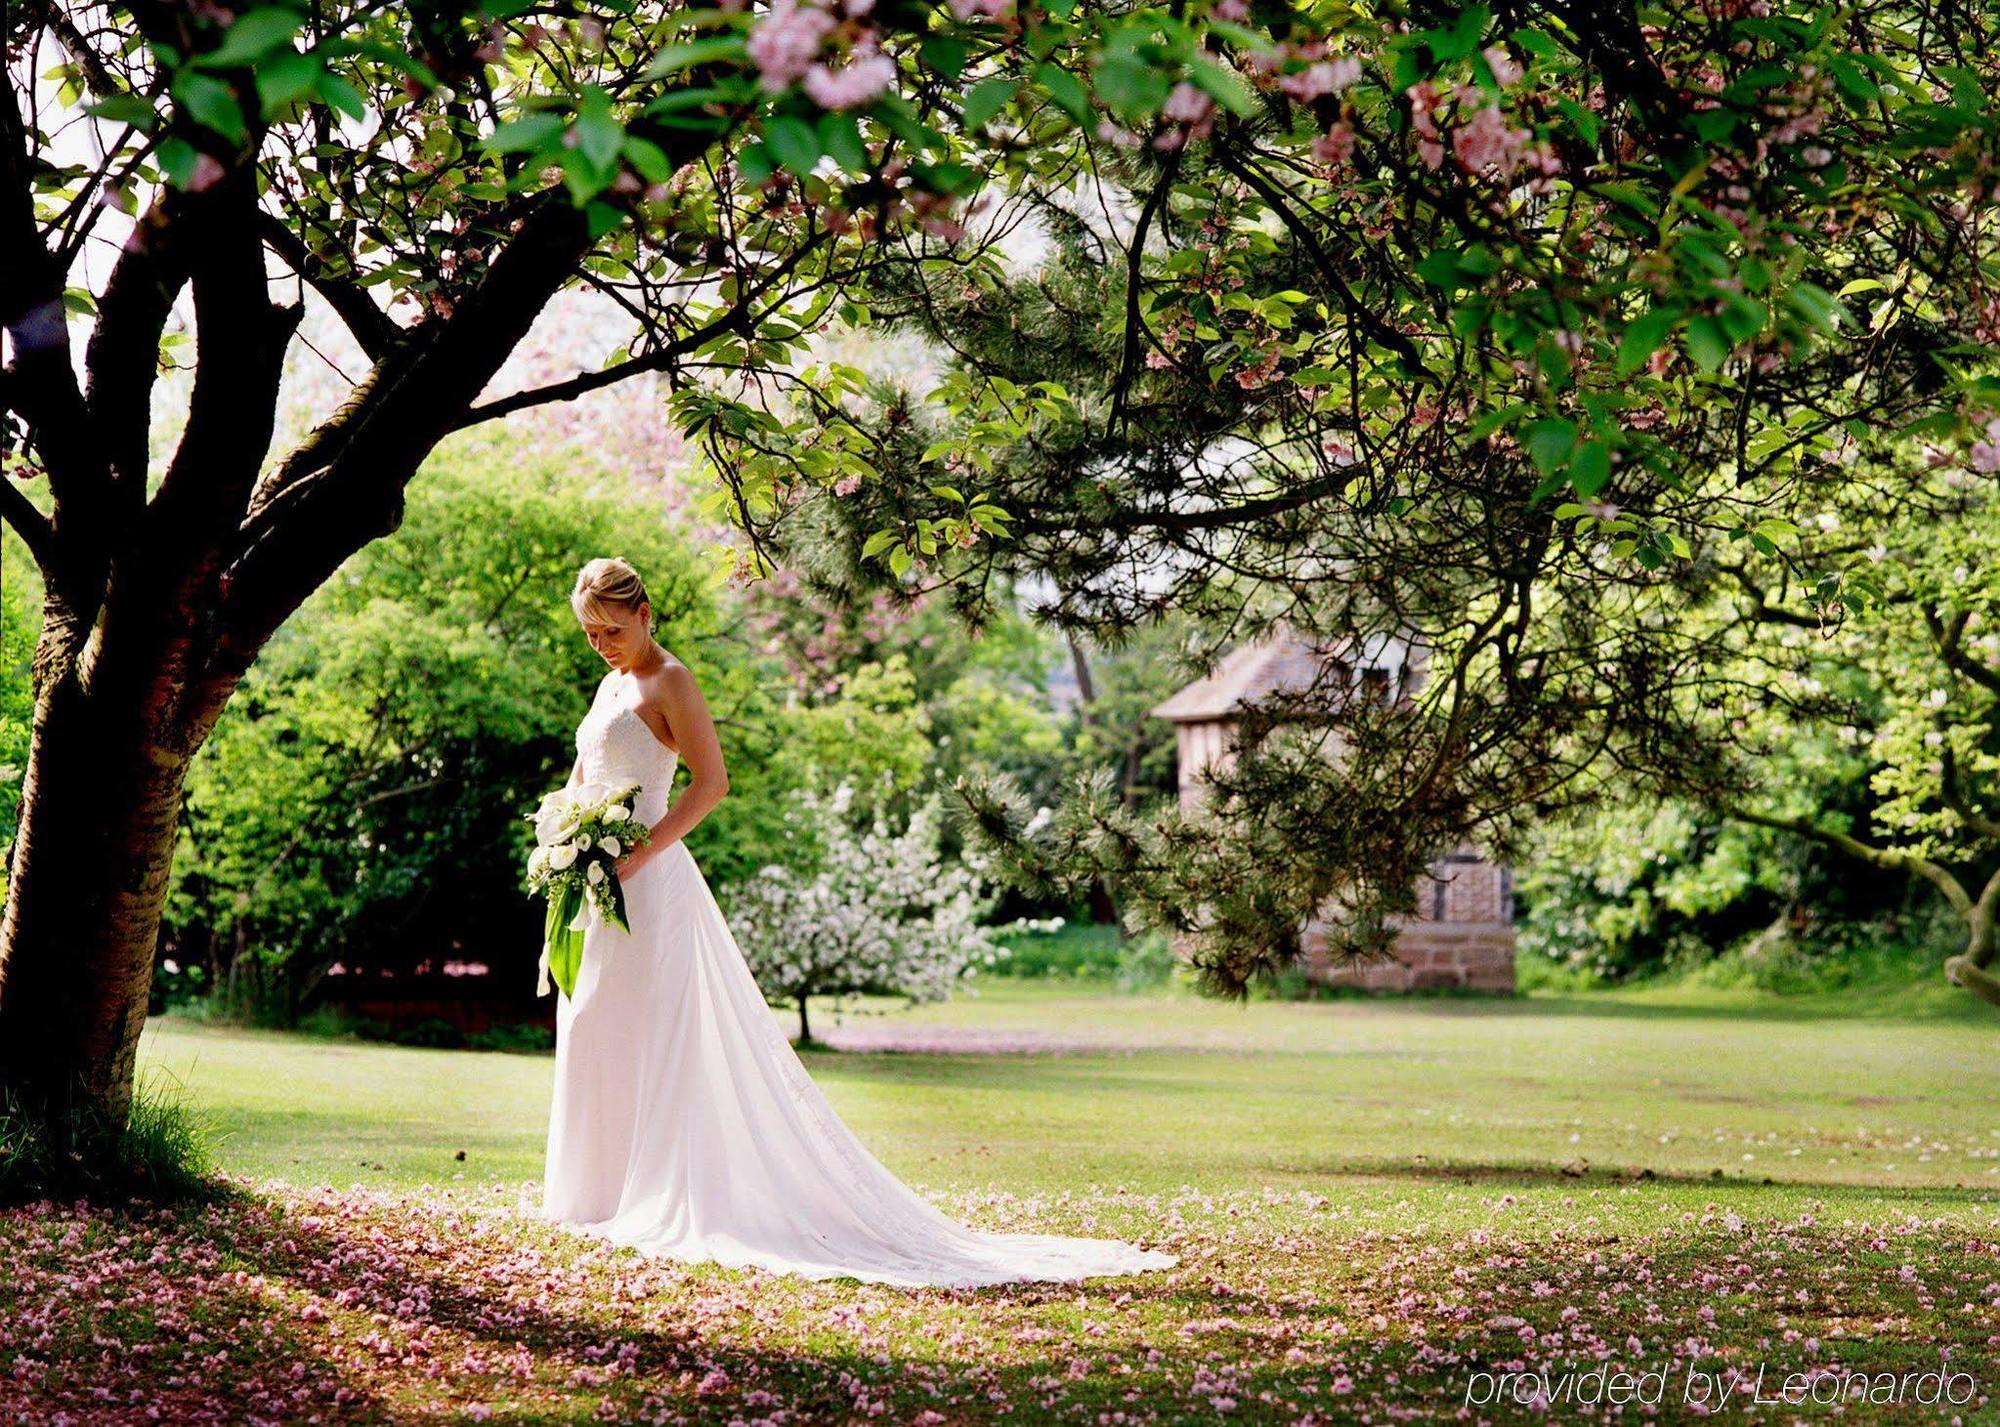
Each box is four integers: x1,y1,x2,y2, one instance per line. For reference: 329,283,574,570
615,843,658,882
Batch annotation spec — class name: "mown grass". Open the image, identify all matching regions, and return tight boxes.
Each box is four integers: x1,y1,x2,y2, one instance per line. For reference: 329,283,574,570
0,978,1993,1423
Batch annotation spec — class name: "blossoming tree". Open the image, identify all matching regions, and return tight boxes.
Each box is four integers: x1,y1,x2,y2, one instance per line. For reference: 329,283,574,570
686,0,2000,998
7,0,2000,1148
0,0,1294,1136
724,782,1016,1043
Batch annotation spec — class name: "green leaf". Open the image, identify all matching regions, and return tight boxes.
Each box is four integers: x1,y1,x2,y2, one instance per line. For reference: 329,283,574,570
1093,56,1169,117
763,114,820,177
737,143,775,186
255,50,321,113
154,135,202,189
1569,439,1611,498
872,93,944,153
1523,418,1577,475
574,89,623,170
196,7,305,70
584,201,624,238
960,76,1015,131
1033,62,1092,128
171,71,247,143
315,70,366,122
640,34,747,80
561,150,608,206
84,93,156,130
1616,307,1680,377
1186,56,1257,117
1415,249,1464,290
817,111,867,174
921,35,970,80
1684,315,1730,372
622,136,673,183
1716,293,1767,344
1784,281,1845,334
485,112,563,154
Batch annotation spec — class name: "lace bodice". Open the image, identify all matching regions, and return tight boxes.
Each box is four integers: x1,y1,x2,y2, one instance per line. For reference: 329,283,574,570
575,673,678,827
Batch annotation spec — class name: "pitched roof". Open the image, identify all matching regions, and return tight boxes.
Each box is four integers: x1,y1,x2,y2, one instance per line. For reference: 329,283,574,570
1150,627,1330,722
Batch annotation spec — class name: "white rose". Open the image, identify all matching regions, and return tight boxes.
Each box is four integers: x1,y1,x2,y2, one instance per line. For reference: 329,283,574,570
586,861,606,885
604,805,631,823
598,836,622,858
549,843,578,871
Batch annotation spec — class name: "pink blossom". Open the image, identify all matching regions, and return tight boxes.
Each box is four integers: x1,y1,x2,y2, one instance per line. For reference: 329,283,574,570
1452,103,1529,180
1162,80,1214,127
948,0,1011,20
187,153,227,192
1311,121,1355,166
1482,44,1522,86
1280,56,1361,102
1154,81,1215,149
746,0,836,93
803,45,895,109
1407,82,1445,169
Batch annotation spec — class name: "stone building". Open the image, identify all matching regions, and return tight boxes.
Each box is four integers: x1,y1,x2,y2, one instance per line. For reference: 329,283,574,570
1150,627,1517,994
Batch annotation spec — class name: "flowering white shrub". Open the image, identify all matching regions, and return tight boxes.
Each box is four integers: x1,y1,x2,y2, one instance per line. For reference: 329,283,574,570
725,782,1044,1042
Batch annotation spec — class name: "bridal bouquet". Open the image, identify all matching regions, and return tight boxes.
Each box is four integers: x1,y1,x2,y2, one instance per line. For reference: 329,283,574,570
525,782,651,998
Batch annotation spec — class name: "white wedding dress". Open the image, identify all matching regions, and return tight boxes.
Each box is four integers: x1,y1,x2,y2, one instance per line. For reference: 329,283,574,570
540,671,1176,1287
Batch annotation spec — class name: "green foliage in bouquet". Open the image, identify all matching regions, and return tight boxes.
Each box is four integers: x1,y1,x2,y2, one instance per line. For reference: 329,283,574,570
526,782,651,999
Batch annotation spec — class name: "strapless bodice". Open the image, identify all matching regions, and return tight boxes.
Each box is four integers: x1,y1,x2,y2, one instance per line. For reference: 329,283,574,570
575,674,678,826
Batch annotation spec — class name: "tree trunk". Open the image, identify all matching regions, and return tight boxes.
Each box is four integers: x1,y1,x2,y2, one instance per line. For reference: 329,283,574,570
1944,873,2000,1008
0,660,192,1124
797,994,812,1046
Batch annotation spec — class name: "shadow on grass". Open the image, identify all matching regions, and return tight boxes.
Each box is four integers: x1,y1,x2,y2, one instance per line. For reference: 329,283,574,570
1283,1156,2000,1203
5,1175,1997,1426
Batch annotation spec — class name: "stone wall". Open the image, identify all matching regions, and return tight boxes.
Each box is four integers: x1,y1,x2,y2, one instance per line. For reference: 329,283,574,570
1303,853,1517,994
1167,716,1516,995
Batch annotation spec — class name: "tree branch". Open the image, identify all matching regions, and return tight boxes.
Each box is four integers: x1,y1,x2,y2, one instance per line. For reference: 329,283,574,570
1939,746,2000,841
1726,804,1973,917
1109,151,1179,431
85,201,191,509
257,212,402,362
0,476,55,570
1925,605,2000,695
212,198,595,703
1213,146,1437,384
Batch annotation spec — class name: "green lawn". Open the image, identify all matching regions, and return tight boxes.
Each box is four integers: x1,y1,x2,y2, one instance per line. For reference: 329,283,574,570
4,980,1996,1423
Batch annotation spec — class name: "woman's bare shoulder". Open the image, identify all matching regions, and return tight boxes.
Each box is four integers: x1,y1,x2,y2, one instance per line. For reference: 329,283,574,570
635,657,701,704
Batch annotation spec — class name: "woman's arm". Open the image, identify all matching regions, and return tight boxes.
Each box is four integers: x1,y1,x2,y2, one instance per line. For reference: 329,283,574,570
621,664,728,872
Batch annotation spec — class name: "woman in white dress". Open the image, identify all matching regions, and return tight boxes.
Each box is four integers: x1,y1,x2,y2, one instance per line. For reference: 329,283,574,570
540,557,1176,1288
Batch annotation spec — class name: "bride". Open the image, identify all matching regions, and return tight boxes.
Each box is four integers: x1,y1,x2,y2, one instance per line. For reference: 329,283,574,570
540,557,1176,1288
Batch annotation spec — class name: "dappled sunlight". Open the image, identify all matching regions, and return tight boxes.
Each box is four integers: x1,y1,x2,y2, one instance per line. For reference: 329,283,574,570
2,1178,1995,1423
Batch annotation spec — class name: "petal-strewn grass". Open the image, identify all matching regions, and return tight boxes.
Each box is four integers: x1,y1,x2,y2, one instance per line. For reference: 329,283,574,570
2,981,1994,1423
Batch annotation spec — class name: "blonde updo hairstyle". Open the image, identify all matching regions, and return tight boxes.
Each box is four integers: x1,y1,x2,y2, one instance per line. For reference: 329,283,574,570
571,556,651,628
